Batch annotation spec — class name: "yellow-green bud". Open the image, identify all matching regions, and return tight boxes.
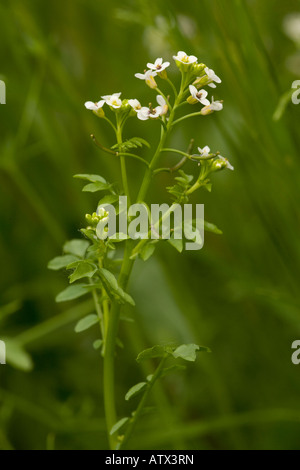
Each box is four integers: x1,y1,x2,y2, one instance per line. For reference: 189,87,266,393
93,108,105,118
157,69,168,80
146,74,158,89
187,95,198,105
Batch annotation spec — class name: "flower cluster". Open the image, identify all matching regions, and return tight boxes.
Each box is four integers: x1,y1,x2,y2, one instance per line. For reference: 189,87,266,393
84,50,232,171
197,146,234,171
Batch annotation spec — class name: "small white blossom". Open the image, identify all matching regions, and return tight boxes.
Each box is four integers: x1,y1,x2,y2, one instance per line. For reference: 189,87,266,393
128,99,142,111
147,58,170,72
173,50,198,64
84,100,105,111
198,146,211,157
189,85,210,106
210,97,223,111
137,106,161,121
135,70,157,89
101,92,122,109
205,67,222,88
156,95,168,115
219,156,234,171
200,97,223,115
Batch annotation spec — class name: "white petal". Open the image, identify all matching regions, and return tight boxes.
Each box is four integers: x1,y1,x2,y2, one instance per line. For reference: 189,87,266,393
145,69,157,78
189,85,197,96
208,83,217,88
85,101,97,110
201,98,210,106
155,58,163,66
128,99,140,109
101,94,111,100
147,63,156,70
137,109,149,121
96,100,105,108
156,95,166,106
135,73,146,80
177,51,186,59
188,55,198,63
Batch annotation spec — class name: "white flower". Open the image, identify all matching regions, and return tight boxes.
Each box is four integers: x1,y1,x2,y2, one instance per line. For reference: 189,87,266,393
173,50,198,64
156,95,168,115
101,92,122,109
189,85,210,106
204,67,222,88
147,58,170,72
198,146,211,157
84,100,105,111
210,97,223,111
200,97,223,115
137,107,161,121
219,156,234,171
136,96,167,121
128,99,142,111
135,70,157,89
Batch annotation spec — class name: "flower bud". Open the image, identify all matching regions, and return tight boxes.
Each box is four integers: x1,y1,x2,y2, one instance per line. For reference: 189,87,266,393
193,63,206,77
93,108,105,118
200,105,214,116
146,74,158,89
187,95,198,105
157,69,168,80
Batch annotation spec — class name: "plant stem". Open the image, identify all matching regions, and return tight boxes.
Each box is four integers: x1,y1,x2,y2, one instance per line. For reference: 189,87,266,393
103,241,134,449
173,110,204,126
120,357,166,449
116,123,131,206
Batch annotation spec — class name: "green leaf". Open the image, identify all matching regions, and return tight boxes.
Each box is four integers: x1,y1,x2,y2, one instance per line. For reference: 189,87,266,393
5,339,33,372
63,239,90,258
140,242,157,261
172,344,210,362
204,221,223,235
93,339,103,350
99,268,135,306
110,417,129,436
125,382,147,401
82,182,111,193
111,137,151,152
47,255,79,270
69,261,97,283
74,174,107,183
136,345,167,363
55,284,89,302
74,314,98,333
98,194,119,207
167,238,183,253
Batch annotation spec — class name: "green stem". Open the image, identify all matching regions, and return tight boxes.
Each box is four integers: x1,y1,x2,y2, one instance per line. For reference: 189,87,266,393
166,78,178,98
161,148,191,158
117,153,150,168
173,110,204,126
116,124,131,206
120,357,166,449
103,241,134,449
92,287,104,340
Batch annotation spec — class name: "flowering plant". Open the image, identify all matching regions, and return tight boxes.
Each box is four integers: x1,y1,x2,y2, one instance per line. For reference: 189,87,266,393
48,50,233,449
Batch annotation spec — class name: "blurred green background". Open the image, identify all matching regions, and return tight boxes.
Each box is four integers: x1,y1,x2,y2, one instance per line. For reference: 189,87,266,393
1,0,300,450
